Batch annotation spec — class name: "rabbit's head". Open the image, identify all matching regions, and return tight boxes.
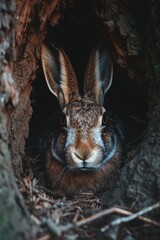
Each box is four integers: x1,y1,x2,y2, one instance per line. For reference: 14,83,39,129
41,43,119,172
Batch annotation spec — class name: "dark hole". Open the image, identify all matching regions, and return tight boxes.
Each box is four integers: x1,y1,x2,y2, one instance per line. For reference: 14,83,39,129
25,1,148,177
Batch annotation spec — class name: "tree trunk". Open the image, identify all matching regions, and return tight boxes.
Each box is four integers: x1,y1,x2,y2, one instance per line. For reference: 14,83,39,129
0,1,34,239
9,0,60,175
101,0,160,211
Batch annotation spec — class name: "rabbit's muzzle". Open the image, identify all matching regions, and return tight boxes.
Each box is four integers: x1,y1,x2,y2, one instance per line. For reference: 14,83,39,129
46,101,123,195
66,141,104,170
51,125,117,171
47,126,121,196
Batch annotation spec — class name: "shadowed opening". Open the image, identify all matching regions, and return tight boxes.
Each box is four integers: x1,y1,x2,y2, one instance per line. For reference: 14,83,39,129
25,1,148,185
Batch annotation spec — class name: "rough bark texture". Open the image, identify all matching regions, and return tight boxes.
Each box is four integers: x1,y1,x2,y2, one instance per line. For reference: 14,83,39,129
0,1,34,239
100,0,160,212
10,0,61,174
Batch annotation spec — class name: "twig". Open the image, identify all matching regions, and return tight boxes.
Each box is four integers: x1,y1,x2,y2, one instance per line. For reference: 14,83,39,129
76,208,116,227
43,218,73,237
79,199,99,203
31,214,41,225
73,207,81,222
101,202,160,232
43,203,160,237
76,203,160,229
37,234,51,240
38,195,55,204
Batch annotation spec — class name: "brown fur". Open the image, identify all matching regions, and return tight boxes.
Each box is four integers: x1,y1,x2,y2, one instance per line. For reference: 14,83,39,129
46,141,121,196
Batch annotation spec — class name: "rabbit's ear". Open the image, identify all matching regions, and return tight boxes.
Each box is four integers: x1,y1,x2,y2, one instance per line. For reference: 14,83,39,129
84,44,113,105
41,44,79,108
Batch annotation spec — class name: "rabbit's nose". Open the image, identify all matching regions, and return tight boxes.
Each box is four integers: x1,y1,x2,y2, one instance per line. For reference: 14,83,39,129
74,151,93,161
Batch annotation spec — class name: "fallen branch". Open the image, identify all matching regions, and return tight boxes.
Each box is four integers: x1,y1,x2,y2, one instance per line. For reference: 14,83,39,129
101,202,160,232
43,218,73,237
43,202,160,237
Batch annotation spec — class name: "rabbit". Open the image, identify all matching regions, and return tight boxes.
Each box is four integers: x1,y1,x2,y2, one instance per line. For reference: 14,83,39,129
41,42,124,196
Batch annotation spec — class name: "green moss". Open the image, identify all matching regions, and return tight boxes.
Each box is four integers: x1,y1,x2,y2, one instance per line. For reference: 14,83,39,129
0,207,11,240
0,140,10,167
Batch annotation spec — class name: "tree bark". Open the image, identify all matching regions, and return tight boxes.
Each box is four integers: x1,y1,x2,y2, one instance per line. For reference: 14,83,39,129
100,0,160,211
0,1,34,239
10,0,60,175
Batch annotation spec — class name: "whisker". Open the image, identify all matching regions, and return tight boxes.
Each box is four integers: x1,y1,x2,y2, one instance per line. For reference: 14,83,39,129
31,166,46,172
125,133,145,147
59,167,69,191
52,166,67,188
129,115,147,124
25,145,47,150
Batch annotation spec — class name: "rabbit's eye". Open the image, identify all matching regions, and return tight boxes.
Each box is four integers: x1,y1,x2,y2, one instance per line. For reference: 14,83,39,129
102,112,107,125
61,113,67,127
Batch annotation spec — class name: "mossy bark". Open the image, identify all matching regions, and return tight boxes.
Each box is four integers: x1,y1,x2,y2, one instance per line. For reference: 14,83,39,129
0,1,34,239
